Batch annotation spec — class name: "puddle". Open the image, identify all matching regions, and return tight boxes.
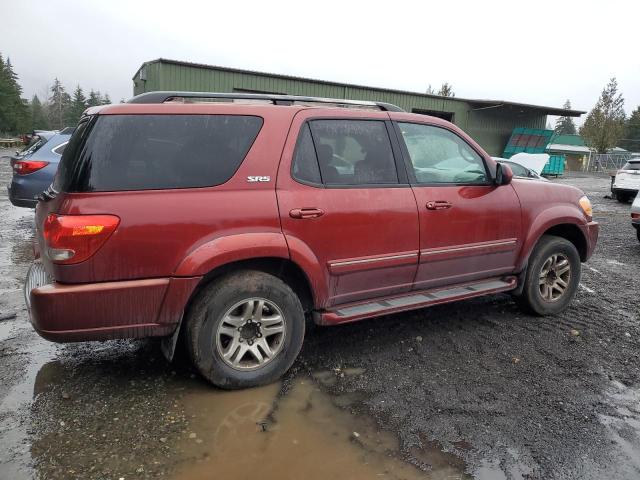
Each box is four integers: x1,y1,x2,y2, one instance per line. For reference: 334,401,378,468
171,377,469,480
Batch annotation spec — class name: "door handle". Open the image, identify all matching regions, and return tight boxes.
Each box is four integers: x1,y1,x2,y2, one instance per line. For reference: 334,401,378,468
426,201,452,210
289,208,325,219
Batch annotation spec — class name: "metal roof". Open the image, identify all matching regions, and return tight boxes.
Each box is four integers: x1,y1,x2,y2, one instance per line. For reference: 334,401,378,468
546,144,591,154
134,58,586,117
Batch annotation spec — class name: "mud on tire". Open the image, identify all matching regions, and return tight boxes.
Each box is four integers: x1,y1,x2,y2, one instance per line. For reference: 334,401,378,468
516,235,581,316
185,270,305,389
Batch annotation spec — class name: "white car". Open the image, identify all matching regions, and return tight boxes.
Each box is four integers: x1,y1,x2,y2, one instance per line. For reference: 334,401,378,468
632,192,640,242
492,156,549,182
612,158,640,203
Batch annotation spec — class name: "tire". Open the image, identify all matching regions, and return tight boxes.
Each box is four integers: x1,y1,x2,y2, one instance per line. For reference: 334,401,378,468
617,193,629,203
636,228,640,243
516,235,581,316
185,270,305,389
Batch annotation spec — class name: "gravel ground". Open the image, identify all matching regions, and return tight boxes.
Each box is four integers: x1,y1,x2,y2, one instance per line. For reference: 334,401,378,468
0,150,639,479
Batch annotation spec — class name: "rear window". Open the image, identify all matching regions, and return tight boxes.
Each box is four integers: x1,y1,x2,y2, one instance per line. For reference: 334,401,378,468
622,161,640,171
55,114,263,192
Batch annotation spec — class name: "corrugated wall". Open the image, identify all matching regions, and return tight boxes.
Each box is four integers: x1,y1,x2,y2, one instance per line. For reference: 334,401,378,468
133,60,549,156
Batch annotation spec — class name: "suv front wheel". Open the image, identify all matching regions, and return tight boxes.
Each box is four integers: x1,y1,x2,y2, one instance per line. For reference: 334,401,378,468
516,235,581,316
185,270,305,389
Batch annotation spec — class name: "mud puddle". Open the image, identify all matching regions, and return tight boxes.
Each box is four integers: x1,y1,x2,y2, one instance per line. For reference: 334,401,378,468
172,376,468,480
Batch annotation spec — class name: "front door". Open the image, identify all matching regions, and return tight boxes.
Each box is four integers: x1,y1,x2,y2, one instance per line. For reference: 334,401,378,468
394,120,522,290
277,111,419,307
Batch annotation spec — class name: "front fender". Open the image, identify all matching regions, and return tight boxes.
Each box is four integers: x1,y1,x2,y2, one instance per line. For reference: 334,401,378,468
517,205,589,271
174,232,290,277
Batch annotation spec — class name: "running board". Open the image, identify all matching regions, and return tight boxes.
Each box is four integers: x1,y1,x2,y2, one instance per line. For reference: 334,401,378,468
316,277,517,326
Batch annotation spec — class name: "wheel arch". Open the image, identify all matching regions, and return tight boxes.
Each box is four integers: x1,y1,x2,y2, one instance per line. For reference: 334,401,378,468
188,257,316,314
542,224,588,261
513,219,589,295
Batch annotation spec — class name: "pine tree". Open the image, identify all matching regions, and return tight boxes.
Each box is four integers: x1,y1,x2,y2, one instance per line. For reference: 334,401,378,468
620,106,640,153
580,78,626,153
0,54,11,132
0,54,29,134
30,95,49,130
87,90,102,107
554,100,577,135
66,85,87,125
437,82,454,97
48,78,71,129
101,93,111,105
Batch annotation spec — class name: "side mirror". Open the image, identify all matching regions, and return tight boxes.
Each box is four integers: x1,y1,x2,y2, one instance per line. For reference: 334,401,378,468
495,163,513,186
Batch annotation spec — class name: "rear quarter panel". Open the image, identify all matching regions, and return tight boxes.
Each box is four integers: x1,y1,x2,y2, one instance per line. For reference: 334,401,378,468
39,105,297,284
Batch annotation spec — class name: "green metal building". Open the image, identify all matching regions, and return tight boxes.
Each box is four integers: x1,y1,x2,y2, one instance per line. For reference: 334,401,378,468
133,58,584,156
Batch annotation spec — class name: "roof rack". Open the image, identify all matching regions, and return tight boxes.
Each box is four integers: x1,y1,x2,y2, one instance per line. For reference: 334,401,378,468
127,91,404,112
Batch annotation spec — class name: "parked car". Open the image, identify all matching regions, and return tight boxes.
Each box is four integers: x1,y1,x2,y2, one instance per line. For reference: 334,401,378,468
632,192,640,242
611,158,640,202
25,92,599,389
492,158,549,181
8,129,74,208
12,130,57,159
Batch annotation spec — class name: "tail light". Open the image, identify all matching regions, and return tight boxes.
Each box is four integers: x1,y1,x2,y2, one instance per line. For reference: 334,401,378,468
12,159,49,175
43,214,120,264
632,213,640,220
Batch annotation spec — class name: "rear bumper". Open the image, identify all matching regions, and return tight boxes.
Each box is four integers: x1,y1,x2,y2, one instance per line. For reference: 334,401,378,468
26,264,201,342
612,187,639,196
7,185,37,208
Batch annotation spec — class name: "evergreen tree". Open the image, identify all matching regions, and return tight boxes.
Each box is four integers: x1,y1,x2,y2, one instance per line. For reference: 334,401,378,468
554,100,577,135
30,94,49,130
101,93,111,105
620,106,640,153
425,84,435,95
0,54,29,133
48,78,71,129
437,82,455,97
87,90,102,107
0,54,12,132
66,85,87,125
580,78,626,153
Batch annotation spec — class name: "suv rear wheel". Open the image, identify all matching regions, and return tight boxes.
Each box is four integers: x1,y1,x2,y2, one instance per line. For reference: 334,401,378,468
516,235,581,316
185,270,305,389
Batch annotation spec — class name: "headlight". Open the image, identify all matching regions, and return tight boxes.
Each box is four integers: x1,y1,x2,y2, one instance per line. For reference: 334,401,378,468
579,196,593,219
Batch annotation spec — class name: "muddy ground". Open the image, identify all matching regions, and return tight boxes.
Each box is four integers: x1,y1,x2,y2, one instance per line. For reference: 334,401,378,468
1,150,639,480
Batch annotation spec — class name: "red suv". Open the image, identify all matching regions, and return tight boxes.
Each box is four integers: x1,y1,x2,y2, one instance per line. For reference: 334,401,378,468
26,92,599,388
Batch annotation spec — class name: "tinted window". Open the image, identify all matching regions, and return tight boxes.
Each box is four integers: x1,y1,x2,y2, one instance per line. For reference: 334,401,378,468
292,124,321,184
623,161,640,171
398,123,488,184
55,114,262,192
309,120,398,185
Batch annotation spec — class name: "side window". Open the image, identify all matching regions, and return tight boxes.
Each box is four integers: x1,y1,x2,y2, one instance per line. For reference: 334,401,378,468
504,161,528,177
292,124,322,184
52,142,68,156
398,122,488,185
309,120,398,185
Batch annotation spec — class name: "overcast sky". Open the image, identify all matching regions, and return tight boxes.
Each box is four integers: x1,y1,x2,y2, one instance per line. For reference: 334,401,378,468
3,0,639,126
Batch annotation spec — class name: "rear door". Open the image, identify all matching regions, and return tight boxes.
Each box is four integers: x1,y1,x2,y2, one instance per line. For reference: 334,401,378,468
393,120,522,290
276,110,419,307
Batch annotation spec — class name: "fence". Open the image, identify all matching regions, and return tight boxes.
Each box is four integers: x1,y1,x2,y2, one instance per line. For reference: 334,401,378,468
585,152,634,173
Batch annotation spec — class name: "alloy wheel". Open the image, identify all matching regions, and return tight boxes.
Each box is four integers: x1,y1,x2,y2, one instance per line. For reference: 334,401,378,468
215,298,286,371
538,253,571,302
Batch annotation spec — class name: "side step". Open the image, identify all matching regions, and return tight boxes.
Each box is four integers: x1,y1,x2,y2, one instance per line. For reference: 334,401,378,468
316,277,517,325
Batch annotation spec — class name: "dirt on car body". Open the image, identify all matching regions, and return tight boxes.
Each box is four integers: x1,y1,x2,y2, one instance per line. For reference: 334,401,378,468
1,154,639,479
